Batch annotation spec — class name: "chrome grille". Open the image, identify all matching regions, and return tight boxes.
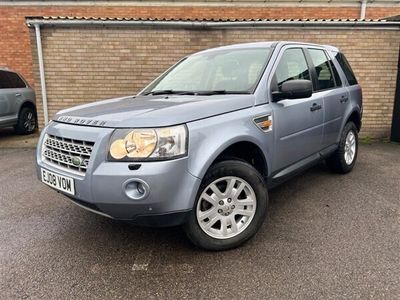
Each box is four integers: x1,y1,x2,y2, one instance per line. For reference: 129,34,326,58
42,134,95,174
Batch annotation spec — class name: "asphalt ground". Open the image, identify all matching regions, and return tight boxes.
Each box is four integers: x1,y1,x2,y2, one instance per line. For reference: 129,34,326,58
0,143,399,299
0,128,39,148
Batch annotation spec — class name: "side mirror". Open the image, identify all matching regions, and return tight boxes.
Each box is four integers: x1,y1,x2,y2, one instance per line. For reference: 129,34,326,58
272,79,313,102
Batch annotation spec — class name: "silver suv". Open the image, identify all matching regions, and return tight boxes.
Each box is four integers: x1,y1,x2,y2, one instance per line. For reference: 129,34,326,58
0,69,37,134
36,42,362,250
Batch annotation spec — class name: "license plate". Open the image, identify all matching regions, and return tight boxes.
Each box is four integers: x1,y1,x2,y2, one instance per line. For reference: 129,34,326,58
41,168,75,196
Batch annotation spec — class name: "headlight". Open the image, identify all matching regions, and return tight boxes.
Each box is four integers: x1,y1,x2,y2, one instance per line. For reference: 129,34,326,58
108,125,187,161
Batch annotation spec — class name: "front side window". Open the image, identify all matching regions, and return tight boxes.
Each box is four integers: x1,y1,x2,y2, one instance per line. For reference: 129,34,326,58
308,49,336,91
274,48,310,91
143,48,271,95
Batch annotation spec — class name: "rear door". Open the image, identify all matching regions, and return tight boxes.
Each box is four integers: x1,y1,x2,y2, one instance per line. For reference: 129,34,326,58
305,48,348,148
0,70,14,119
0,71,28,121
270,46,324,171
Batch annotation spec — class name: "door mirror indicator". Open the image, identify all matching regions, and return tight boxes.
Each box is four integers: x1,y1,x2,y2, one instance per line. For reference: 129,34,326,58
272,79,313,102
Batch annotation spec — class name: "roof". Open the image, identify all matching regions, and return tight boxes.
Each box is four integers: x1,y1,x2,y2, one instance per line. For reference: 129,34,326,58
196,41,339,54
25,16,400,28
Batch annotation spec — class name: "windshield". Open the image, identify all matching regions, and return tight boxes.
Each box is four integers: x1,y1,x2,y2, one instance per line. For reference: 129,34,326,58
142,47,271,95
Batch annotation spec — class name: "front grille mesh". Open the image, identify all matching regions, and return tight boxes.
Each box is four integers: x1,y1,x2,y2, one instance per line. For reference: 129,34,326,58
42,134,95,174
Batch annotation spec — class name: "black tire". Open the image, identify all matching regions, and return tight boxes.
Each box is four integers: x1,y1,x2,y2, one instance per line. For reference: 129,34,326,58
183,160,268,251
326,122,358,174
14,106,37,135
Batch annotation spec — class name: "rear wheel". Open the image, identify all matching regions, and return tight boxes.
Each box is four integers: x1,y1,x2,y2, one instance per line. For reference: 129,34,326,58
14,106,36,135
326,121,358,173
184,160,268,251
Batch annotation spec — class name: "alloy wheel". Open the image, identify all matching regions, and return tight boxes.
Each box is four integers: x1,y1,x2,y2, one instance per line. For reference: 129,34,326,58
344,130,356,165
196,176,257,239
24,111,36,132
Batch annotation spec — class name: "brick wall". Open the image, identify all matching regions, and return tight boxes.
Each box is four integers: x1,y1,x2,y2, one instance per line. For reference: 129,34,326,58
29,25,400,138
1,4,400,87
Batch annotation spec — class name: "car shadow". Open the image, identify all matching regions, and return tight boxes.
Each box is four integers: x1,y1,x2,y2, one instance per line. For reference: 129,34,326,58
59,161,332,255
0,127,17,137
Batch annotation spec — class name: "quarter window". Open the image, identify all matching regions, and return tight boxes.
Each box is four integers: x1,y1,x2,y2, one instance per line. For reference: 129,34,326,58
308,49,336,91
274,48,310,91
335,52,358,86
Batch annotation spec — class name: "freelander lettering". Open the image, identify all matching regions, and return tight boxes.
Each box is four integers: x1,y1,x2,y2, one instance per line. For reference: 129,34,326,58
57,116,106,126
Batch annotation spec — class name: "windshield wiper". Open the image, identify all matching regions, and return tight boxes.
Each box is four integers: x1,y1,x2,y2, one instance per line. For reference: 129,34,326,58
144,90,195,96
144,89,251,96
195,90,251,95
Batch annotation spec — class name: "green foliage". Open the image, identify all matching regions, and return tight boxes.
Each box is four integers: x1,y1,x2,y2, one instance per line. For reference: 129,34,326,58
360,136,373,145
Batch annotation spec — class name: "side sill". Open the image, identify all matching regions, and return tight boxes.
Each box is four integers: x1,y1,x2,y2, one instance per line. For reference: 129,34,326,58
266,144,338,190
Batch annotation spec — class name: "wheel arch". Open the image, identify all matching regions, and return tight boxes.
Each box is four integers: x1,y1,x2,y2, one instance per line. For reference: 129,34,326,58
345,110,361,132
190,137,270,182
212,141,268,178
18,100,37,117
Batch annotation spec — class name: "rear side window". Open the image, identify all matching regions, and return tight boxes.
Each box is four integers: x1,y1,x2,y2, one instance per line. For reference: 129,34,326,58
274,48,310,91
335,52,358,86
7,71,26,88
308,49,337,91
0,71,26,89
0,71,11,89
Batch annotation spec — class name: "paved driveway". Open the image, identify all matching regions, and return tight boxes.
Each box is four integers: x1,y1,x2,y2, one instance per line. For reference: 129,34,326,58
0,143,399,299
0,128,39,148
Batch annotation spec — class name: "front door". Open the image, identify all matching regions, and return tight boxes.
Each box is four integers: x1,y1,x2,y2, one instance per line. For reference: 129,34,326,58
269,47,324,172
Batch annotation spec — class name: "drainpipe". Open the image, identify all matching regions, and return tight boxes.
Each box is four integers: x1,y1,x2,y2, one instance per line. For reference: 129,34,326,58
34,23,49,125
360,0,368,19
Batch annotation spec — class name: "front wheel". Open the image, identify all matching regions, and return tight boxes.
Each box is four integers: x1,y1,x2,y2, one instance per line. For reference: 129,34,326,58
326,121,358,174
183,160,268,251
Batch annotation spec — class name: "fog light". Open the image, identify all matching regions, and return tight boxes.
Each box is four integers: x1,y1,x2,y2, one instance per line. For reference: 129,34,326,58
123,179,149,200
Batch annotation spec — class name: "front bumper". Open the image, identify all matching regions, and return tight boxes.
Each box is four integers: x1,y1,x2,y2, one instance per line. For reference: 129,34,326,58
36,122,200,226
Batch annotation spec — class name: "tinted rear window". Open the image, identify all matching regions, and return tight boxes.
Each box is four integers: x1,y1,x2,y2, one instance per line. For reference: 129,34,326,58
0,71,26,89
0,71,10,89
335,52,358,86
7,71,26,88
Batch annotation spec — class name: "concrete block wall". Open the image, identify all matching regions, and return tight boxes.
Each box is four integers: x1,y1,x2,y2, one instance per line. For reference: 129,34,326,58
29,26,400,138
2,3,400,86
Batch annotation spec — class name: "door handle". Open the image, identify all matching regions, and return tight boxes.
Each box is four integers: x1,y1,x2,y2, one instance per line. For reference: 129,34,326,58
310,103,322,112
15,93,21,97
340,96,349,103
